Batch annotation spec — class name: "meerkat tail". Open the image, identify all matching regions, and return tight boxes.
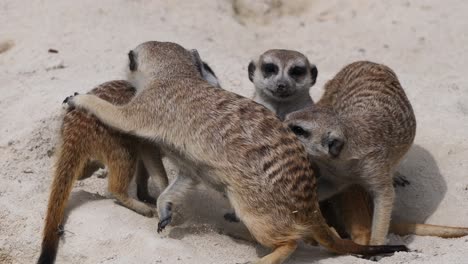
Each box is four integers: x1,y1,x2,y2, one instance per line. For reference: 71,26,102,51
390,222,468,238
38,144,87,264
307,216,408,256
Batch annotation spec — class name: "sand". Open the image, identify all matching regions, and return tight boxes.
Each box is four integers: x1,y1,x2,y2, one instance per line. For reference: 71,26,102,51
0,0,467,263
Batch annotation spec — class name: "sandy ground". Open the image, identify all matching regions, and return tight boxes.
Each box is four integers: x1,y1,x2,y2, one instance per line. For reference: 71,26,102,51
1,0,468,263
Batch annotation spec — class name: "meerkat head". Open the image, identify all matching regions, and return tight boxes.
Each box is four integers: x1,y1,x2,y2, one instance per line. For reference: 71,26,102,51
284,106,345,160
248,49,318,100
126,41,219,88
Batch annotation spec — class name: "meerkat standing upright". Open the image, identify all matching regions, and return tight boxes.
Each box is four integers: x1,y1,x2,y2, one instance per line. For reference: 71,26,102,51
37,58,221,264
64,41,407,263
249,49,318,120
284,61,417,245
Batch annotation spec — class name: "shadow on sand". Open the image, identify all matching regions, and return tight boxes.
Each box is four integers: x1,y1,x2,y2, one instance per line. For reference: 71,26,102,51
393,144,447,224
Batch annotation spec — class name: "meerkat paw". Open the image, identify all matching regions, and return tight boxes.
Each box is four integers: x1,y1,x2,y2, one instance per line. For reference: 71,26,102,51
141,207,157,218
157,202,173,233
137,192,157,205
132,204,156,218
94,168,108,178
224,212,240,223
62,92,80,110
393,173,410,187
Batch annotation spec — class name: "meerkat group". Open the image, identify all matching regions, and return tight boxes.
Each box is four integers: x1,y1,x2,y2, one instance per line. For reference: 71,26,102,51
37,42,468,264
248,49,468,245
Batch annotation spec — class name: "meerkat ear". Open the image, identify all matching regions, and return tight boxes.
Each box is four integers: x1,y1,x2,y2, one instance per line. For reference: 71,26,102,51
128,50,137,71
310,64,318,85
201,61,221,88
190,49,204,76
327,137,344,157
248,61,256,82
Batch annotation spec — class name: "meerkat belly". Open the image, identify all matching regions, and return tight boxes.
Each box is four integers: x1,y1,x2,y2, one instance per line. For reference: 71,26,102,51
316,159,359,185
161,146,226,193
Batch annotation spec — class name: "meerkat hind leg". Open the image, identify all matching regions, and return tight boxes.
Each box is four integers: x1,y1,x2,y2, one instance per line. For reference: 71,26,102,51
107,157,155,217
157,173,197,232
337,185,373,245
78,159,105,180
254,241,297,264
135,160,156,204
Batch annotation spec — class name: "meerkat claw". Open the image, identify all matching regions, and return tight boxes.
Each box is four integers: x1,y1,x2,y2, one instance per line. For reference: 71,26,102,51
157,216,172,233
224,212,240,223
393,174,410,187
62,92,80,110
157,202,173,233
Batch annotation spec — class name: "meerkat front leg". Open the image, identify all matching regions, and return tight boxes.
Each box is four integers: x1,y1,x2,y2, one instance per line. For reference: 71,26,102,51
64,94,137,134
369,178,395,245
139,145,169,192
157,173,198,232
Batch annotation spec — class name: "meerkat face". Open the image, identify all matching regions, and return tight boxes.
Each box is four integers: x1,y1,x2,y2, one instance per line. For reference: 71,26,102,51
248,49,318,100
284,107,345,160
126,41,220,88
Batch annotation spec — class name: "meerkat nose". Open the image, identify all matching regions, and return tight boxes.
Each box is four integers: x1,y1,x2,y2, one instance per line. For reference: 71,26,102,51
277,83,287,91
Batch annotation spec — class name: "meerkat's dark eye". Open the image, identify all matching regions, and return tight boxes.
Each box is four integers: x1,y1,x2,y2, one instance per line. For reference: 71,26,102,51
289,66,306,77
288,124,310,138
262,63,279,76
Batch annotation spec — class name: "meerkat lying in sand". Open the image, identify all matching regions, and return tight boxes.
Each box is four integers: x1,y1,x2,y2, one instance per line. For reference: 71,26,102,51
62,41,407,264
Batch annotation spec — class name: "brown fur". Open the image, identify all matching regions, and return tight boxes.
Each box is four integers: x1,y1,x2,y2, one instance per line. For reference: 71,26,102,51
37,80,168,264
333,186,468,245
285,61,417,245
64,42,407,263
38,55,221,264
298,62,468,245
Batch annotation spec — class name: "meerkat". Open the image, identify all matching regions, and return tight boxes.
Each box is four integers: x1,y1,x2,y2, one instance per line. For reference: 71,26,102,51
63,41,407,264
284,61,417,245
325,185,468,245
222,49,318,223
249,49,317,120
37,59,221,264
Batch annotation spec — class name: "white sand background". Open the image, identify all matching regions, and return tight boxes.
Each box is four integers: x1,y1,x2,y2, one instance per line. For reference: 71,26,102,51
1,0,467,263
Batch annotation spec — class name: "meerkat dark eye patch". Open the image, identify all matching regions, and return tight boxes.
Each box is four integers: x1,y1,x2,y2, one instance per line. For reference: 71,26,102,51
289,66,306,77
128,50,137,71
262,63,279,77
288,124,310,138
